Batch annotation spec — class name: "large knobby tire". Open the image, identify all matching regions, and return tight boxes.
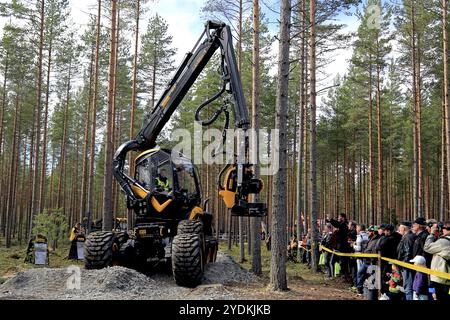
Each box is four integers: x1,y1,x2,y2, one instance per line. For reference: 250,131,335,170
84,231,115,269
177,219,203,235
172,233,204,287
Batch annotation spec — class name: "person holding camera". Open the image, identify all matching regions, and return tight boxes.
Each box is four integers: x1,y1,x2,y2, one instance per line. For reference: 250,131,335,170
424,220,450,301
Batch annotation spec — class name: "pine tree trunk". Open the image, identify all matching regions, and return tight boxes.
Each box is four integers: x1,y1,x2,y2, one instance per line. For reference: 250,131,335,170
269,0,290,291
30,0,45,232
376,55,383,223
6,95,20,247
308,0,319,273
250,0,262,275
0,50,8,236
80,43,95,223
39,26,53,214
296,0,305,258
128,0,140,230
103,0,118,231
442,0,450,221
87,0,102,233
57,62,72,212
368,60,375,224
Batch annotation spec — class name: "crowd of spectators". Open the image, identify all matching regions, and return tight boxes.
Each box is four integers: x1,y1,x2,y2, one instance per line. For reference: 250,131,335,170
296,213,450,301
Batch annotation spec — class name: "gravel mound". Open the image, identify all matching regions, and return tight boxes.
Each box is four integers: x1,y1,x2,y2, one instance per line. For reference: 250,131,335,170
0,251,257,300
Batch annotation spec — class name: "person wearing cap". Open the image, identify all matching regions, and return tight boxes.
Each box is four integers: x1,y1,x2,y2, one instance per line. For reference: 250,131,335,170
377,224,402,295
410,255,429,300
412,217,432,267
424,220,450,301
396,221,416,300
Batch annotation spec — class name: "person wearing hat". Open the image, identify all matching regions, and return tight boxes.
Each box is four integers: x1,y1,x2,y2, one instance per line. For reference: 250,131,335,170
412,217,432,267
410,255,429,300
424,220,450,301
396,221,416,300
362,225,381,299
377,224,402,295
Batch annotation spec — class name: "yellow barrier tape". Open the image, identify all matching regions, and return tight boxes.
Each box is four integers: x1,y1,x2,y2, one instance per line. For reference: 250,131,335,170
319,245,380,258
317,245,450,281
380,257,450,281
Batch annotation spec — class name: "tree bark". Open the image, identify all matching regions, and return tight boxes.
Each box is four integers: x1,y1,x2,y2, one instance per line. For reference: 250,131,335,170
87,0,102,232
269,0,290,291
250,0,261,276
102,0,118,231
442,0,450,222
30,0,45,233
128,0,141,230
308,0,319,273
39,24,54,214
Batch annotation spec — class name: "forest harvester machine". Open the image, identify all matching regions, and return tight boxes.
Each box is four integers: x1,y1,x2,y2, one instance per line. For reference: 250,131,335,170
83,21,266,287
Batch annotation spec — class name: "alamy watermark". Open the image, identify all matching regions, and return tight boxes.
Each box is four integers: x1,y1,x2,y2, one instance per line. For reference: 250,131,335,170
66,265,81,290
170,122,280,175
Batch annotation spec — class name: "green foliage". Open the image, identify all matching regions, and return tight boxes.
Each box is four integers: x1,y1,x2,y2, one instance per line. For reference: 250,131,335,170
32,209,69,246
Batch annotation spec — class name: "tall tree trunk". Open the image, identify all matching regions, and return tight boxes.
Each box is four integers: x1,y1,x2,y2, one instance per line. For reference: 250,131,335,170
30,0,45,233
250,0,261,275
128,0,141,231
376,47,383,224
308,0,319,273
87,0,102,233
368,60,375,224
80,44,95,223
57,62,72,212
5,95,20,247
442,0,450,221
296,0,306,260
39,25,53,214
103,0,118,231
0,49,8,236
269,0,290,291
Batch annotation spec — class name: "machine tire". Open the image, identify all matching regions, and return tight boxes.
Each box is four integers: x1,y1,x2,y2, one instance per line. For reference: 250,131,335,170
172,233,204,287
177,219,203,235
84,231,116,269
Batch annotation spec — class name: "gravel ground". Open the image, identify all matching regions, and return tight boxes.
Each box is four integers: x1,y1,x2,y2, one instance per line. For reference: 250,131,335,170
0,251,258,300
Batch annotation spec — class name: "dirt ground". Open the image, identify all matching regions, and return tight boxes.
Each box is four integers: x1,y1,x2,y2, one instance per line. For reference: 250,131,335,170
0,246,361,300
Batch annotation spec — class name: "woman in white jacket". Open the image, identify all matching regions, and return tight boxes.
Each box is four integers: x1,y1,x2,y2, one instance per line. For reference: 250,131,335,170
424,221,450,301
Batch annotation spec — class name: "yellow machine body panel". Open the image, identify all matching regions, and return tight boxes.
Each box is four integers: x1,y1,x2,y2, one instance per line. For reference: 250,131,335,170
189,206,203,220
219,167,236,209
151,196,173,213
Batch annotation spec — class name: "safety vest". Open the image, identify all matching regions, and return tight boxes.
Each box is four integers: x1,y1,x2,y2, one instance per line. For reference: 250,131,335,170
155,177,169,190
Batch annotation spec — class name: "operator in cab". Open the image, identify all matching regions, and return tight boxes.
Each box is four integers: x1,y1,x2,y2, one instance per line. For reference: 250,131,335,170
155,168,170,191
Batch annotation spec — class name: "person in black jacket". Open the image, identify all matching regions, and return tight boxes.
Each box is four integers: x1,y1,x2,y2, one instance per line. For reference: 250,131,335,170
378,224,402,295
412,217,432,267
326,213,351,281
397,221,416,300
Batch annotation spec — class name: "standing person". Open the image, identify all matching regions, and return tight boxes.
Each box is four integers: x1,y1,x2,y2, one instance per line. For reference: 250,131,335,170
378,224,402,296
326,214,351,281
412,217,432,266
363,225,381,300
348,221,358,287
410,255,429,300
424,221,450,301
397,221,416,300
352,224,369,294
321,223,335,279
68,222,81,260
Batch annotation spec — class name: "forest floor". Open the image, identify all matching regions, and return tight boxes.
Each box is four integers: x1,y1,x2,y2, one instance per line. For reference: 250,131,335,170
0,237,361,300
